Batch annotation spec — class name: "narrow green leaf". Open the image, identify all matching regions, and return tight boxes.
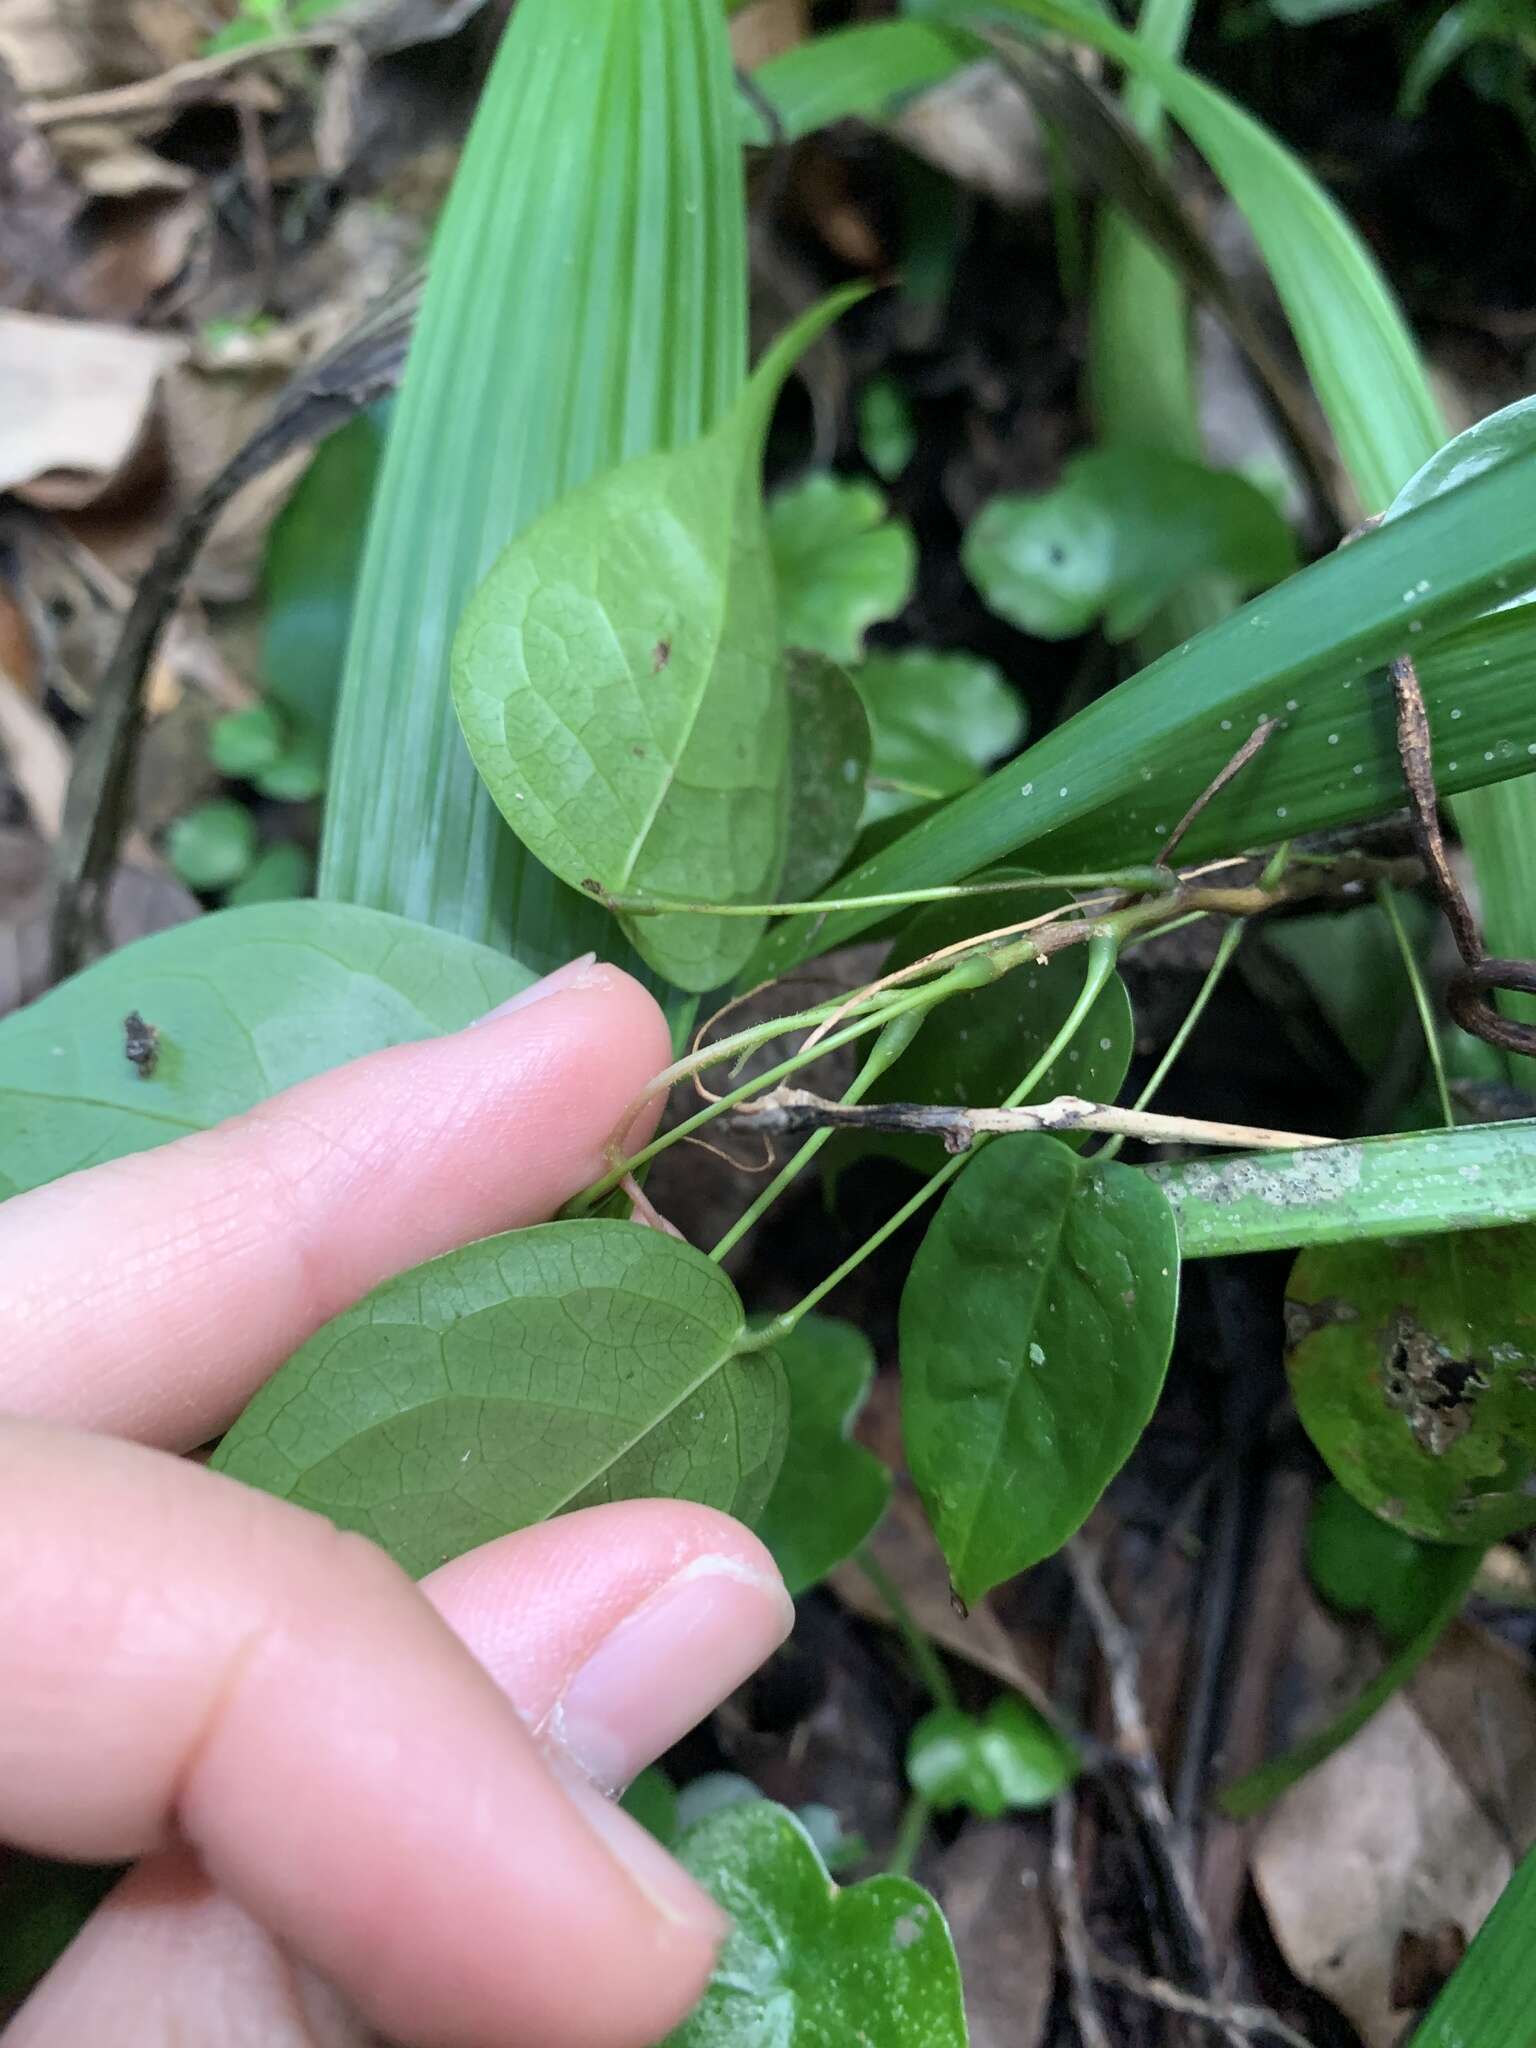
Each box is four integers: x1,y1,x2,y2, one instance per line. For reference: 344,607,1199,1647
165,799,258,893
755,1315,892,1597
907,1698,1078,1819
1406,1837,1536,2048
857,648,1026,826
780,655,873,901
1219,1541,1479,1818
261,406,385,735
664,1802,968,2047
858,377,918,481
849,872,1132,1175
902,1134,1180,1603
1306,1481,1466,1647
1287,1230,1536,1546
963,448,1298,642
1150,1119,1536,1258
749,453,1536,981
768,475,917,664
0,903,534,1202
212,1220,788,1579
738,21,969,145
320,0,747,978
453,294,856,993
1387,397,1536,1079
971,0,1445,509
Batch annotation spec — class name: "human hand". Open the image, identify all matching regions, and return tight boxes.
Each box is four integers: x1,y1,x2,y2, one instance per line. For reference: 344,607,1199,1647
0,958,793,2048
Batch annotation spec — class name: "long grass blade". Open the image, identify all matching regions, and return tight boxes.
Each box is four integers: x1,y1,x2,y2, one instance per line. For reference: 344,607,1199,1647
1406,1837,1536,2048
1149,1118,1536,1259
750,459,1536,978
320,0,747,976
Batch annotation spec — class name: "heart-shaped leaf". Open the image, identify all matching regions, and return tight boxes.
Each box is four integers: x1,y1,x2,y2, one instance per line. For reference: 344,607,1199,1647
848,870,1133,1175
902,1134,1181,1603
907,1697,1078,1820
664,1801,967,2047
856,648,1025,826
767,473,916,663
780,654,872,901
212,1219,788,1578
1304,1481,1469,1646
0,902,535,1203
166,799,259,893
963,447,1298,644
756,1315,891,1596
1286,1228,1536,1545
453,294,857,993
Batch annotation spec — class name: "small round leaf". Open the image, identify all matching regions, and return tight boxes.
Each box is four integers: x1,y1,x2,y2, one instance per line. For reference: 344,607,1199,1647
908,1697,1077,1819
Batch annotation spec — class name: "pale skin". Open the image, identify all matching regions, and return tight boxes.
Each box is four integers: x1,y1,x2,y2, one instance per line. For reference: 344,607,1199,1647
0,958,795,2048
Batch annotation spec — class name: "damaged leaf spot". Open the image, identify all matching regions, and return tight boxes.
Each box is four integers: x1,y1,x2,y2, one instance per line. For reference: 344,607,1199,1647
651,637,671,673
1379,1312,1488,1456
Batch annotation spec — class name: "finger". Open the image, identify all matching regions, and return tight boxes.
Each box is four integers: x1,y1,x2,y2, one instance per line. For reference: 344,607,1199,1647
0,1424,770,2048
12,1502,793,2048
0,959,671,1449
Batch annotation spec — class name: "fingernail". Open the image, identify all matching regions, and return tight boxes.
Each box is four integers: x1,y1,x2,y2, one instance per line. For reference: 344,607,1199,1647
473,954,601,1024
563,1771,731,1941
549,1555,795,1794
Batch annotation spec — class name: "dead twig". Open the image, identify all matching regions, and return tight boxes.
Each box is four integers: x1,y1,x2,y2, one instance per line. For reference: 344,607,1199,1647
48,276,422,980
1161,719,1280,868
1066,1539,1244,2048
1051,1609,1115,2048
1089,1955,1315,2048
730,1091,1334,1155
23,30,346,130
1390,653,1536,1060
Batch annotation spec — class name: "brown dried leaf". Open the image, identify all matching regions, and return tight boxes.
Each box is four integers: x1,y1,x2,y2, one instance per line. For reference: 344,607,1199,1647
0,310,183,507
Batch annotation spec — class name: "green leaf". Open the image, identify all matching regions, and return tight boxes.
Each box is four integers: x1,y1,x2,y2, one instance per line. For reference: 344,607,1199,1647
212,1220,788,1579
747,454,1536,983
453,293,857,993
261,406,386,735
1388,393,1536,523
902,1134,1180,1603
857,648,1026,826
1150,1120,1536,1257
320,0,747,983
780,654,873,901
252,726,327,804
907,1697,1078,1819
0,902,534,1202
1402,0,1536,116
963,448,1298,643
850,871,1133,1174
738,21,968,145
1406,1838,1536,2048
1267,0,1392,21
768,475,917,663
1287,1229,1536,1546
1305,1480,1466,1645
664,1801,967,2048
166,799,258,892
1258,897,1433,1079
1218,1542,1479,1818
756,1315,892,1597
620,1767,679,1846
858,377,917,482
224,842,315,908
209,702,287,779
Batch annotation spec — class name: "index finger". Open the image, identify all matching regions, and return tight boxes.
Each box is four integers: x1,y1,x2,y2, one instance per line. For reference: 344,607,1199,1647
0,960,671,1450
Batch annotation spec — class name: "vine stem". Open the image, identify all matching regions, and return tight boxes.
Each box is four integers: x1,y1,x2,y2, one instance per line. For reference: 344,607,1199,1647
707,1005,927,1262
596,867,1177,918
856,1546,959,1712
740,934,1121,1349
1379,879,1455,1129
